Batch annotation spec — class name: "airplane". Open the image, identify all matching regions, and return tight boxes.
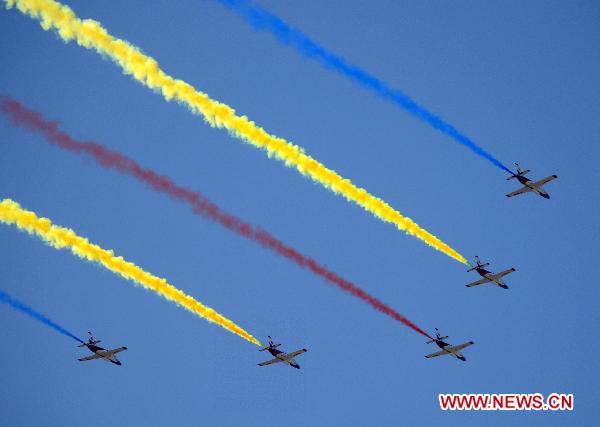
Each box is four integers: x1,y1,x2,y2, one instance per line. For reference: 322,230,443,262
506,163,557,199
257,336,307,369
466,256,516,289
77,331,127,366
425,328,474,362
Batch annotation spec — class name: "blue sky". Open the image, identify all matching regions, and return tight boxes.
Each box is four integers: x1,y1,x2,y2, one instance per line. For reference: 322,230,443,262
1,0,599,425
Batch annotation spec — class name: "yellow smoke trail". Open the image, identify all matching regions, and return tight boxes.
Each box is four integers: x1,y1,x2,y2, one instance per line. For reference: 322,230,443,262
5,0,467,265
0,198,261,345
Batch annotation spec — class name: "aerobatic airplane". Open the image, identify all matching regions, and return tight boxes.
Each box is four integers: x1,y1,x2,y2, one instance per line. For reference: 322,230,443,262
77,331,127,366
257,336,307,369
506,163,557,199
466,256,516,289
425,328,474,362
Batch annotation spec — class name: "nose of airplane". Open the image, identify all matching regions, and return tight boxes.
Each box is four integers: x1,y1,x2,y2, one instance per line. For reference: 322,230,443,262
542,194,550,199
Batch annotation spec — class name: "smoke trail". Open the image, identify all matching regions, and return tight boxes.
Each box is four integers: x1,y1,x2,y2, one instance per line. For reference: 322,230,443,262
4,0,468,265
0,288,84,343
215,0,513,174
0,199,260,345
0,96,432,339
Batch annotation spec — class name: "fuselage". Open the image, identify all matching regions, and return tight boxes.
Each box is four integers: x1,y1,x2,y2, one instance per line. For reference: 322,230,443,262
267,347,300,369
515,175,550,198
474,267,508,289
474,266,491,277
434,339,466,361
85,343,121,365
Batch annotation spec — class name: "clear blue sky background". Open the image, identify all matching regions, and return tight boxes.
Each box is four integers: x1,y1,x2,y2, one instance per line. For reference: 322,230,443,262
1,1,599,425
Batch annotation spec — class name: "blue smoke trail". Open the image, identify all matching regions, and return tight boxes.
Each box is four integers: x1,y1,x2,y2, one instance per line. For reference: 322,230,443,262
215,0,513,174
0,288,84,343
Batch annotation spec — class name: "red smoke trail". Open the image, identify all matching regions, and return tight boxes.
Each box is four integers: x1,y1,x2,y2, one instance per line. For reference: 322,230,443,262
0,96,432,339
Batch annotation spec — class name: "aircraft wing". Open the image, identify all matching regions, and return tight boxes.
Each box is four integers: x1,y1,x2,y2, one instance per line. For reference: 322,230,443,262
506,185,533,198
105,346,127,356
258,357,284,367
446,341,475,352
425,349,451,359
466,277,491,287
283,349,307,360
532,175,557,187
493,268,516,279
78,353,103,362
